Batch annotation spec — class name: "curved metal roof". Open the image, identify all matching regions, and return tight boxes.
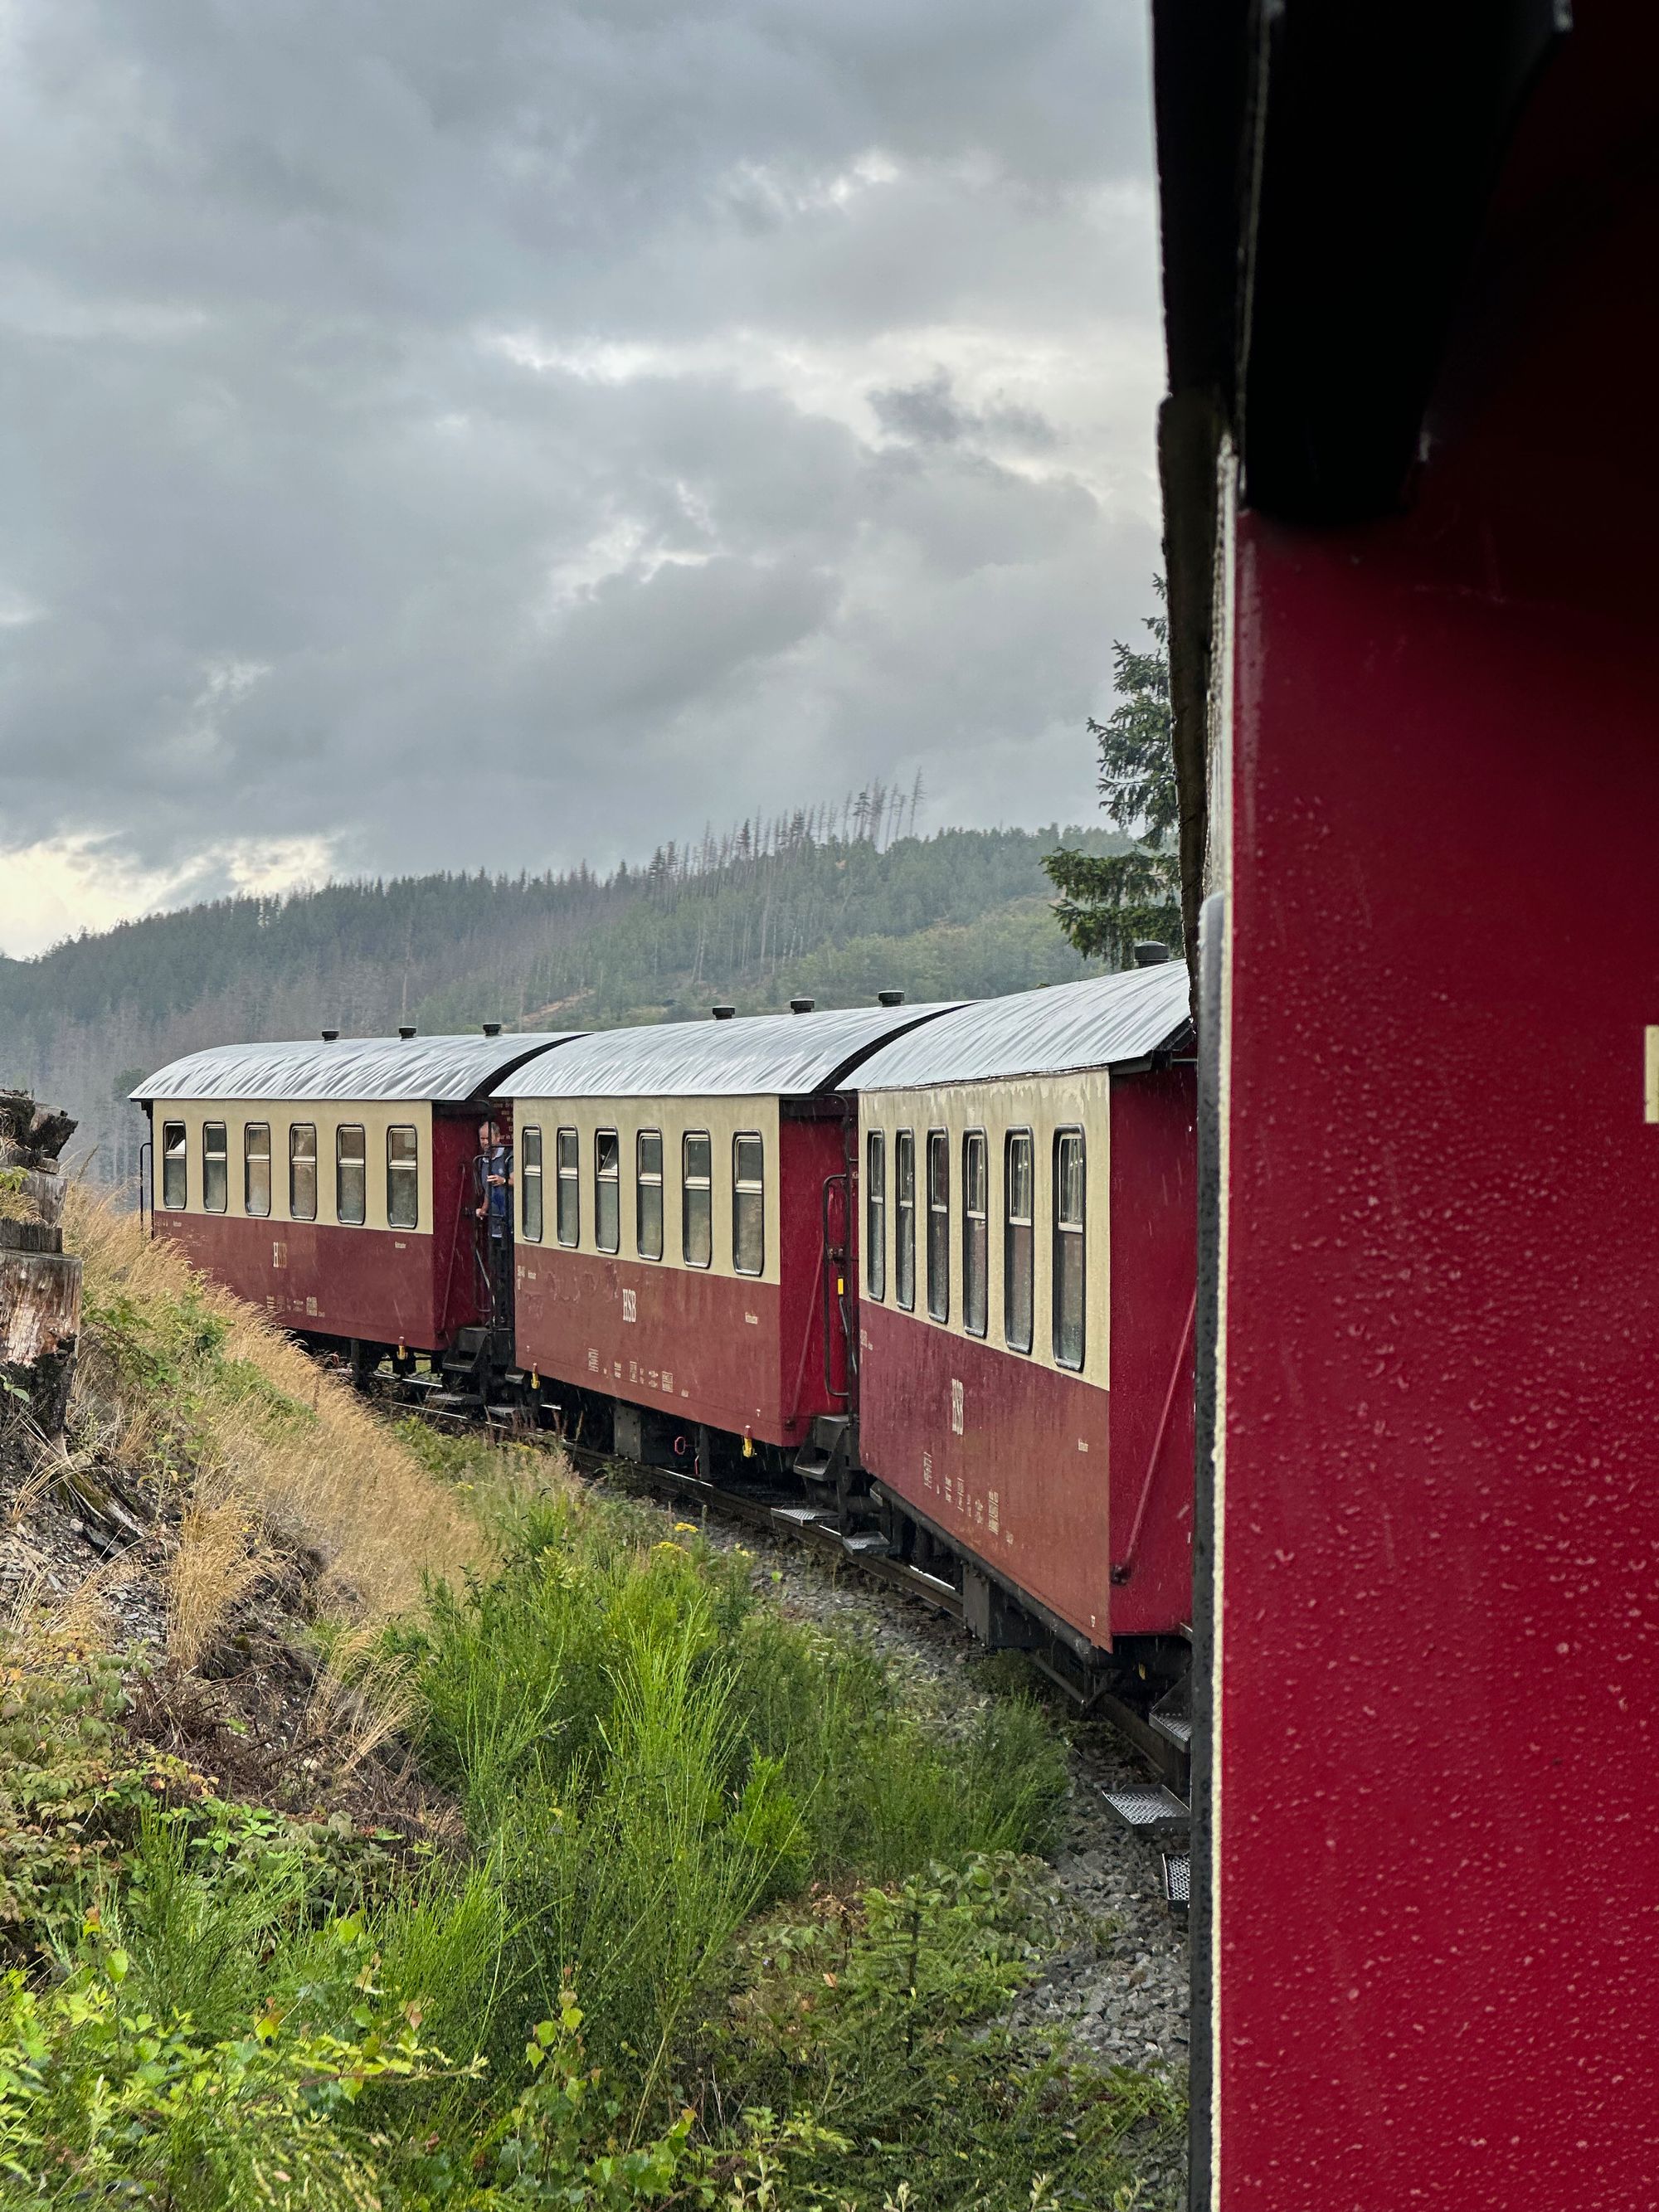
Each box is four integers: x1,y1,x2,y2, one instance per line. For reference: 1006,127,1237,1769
133,1032,586,1106
844,966,1193,1091
497,1002,962,1101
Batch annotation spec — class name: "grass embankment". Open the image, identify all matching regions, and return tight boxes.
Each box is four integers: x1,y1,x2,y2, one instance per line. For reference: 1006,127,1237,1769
0,1198,1183,2209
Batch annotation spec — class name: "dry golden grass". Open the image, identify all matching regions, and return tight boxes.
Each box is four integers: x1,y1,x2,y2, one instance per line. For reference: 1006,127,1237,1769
304,1623,421,1777
66,1186,486,1621
167,1485,264,1670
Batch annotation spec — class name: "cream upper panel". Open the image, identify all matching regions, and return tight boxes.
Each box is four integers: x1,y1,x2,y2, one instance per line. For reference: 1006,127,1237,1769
149,1097,436,1236
858,1071,1110,1389
511,1092,782,1288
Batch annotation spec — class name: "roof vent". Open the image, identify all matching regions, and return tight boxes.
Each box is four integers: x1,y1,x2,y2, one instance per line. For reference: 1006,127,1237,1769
876,989,905,1008
789,996,815,1015
481,1022,502,1037
1132,942,1171,968
398,1024,417,1039
320,1029,339,1043
712,1004,736,1021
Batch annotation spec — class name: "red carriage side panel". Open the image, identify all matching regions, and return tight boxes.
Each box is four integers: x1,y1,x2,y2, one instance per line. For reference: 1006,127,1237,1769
1208,27,1659,2200
514,1249,783,1442
159,1213,445,1349
860,1300,1114,1646
1106,1066,1196,1638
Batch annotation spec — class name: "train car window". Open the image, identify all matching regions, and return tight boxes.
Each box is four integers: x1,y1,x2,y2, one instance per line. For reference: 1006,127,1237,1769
387,1126,418,1231
521,1127,543,1242
595,1130,620,1253
161,1121,187,1210
926,1130,950,1322
1053,1130,1086,1370
895,1130,916,1311
244,1123,271,1218
732,1134,764,1276
636,1130,664,1260
865,1130,886,1301
289,1125,317,1222
336,1125,367,1227
202,1122,228,1213
556,1129,579,1246
683,1132,712,1267
1004,1130,1034,1353
963,1130,988,1337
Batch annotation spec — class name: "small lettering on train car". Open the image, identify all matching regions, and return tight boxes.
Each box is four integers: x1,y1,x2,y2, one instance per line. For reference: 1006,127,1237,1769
587,1349,598,1372
272,1242,286,1269
988,1490,1000,1534
922,1451,933,1490
951,1379,964,1436
1077,1438,1089,1453
745,1311,759,1326
662,1369,673,1392
394,1241,407,1251
305,1296,318,1316
622,1289,637,1322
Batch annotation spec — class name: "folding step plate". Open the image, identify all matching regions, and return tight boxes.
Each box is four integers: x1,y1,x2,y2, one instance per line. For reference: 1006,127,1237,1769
1100,1782,1190,1837
1162,1851,1190,1913
771,1505,825,1531
1151,1713,1193,1751
839,1531,891,1556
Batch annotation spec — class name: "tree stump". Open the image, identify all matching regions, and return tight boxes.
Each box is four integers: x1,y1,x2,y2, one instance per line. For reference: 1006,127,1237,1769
0,1096,82,1437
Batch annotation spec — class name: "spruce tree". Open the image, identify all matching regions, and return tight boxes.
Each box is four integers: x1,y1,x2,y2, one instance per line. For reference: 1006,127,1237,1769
1044,586,1182,966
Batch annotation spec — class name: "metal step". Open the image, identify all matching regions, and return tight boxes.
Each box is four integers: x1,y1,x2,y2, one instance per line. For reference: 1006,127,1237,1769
1151,1712,1192,1751
428,1390,484,1412
1162,1851,1190,1913
839,1531,891,1556
1100,1782,1190,1838
771,1504,825,1530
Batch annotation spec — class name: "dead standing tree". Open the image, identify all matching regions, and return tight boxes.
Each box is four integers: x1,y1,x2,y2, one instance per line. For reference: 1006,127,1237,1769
0,1092,83,1437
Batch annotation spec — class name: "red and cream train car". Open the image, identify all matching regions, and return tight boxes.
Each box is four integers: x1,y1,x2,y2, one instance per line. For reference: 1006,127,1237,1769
134,1032,581,1359
495,1002,955,1460
848,963,1195,1669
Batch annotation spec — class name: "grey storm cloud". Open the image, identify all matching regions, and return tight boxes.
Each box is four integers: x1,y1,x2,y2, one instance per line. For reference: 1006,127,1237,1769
0,0,1162,917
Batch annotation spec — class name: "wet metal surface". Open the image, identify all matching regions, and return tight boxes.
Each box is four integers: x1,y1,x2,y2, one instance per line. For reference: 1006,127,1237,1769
134,1033,587,1105
845,968,1192,1091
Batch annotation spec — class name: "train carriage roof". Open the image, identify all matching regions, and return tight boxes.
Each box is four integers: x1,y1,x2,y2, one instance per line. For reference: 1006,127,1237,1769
494,1002,961,1102
132,1033,586,1106
843,966,1192,1091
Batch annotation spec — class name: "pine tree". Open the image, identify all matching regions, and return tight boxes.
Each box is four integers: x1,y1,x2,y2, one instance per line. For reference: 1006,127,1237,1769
1044,584,1182,967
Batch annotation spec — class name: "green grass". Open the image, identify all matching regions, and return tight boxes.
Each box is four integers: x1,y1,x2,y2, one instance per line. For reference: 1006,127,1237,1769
0,1423,1182,2210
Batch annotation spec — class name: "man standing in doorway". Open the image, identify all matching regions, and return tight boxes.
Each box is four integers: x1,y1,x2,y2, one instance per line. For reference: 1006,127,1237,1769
475,1119,513,1333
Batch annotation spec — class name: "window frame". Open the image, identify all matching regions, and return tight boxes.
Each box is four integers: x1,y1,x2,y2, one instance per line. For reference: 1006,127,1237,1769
635,1129,664,1261
925,1130,950,1323
202,1121,229,1214
244,1121,271,1219
962,1129,988,1339
387,1125,419,1232
335,1123,367,1228
894,1130,916,1312
1052,1128,1086,1370
732,1131,765,1278
864,1129,886,1302
289,1123,318,1223
520,1125,543,1243
161,1121,187,1211
556,1128,580,1247
1003,1128,1034,1354
594,1129,620,1254
682,1130,713,1268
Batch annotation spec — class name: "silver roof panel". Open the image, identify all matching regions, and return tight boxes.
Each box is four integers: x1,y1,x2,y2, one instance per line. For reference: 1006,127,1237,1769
843,967,1193,1091
134,1033,586,1106
497,1003,962,1101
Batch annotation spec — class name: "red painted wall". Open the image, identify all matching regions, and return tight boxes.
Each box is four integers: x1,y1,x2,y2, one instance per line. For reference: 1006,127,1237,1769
1107,1067,1195,1638
1213,19,1659,2201
512,1112,847,1447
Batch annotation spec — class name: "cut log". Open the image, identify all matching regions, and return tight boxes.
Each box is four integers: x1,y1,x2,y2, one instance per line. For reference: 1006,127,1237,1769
0,1219,63,1257
0,1250,83,1369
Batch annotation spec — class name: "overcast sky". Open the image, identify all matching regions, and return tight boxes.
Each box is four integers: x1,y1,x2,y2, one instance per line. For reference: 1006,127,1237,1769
0,0,1161,958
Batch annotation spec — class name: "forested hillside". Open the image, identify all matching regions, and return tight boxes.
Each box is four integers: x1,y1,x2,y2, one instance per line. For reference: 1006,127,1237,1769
0,797,1126,1190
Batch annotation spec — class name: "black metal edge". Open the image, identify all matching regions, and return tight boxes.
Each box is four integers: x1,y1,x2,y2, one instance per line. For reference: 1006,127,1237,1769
1188,887,1225,2210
